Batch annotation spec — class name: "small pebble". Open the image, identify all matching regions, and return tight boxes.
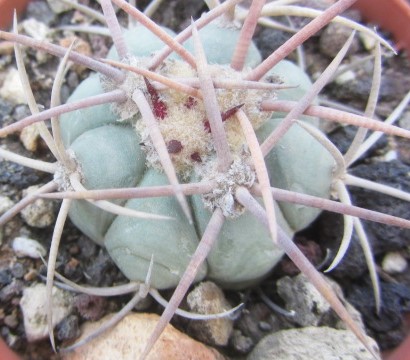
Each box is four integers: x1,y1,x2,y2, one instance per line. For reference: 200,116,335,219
0,280,24,302
74,294,106,321
231,329,254,354
277,274,331,327
57,315,80,341
319,22,360,58
59,36,92,74
258,321,272,332
4,313,18,329
23,269,38,282
0,68,26,104
359,32,377,51
11,298,20,307
236,302,284,343
67,257,80,268
13,104,31,121
187,281,233,346
133,293,153,311
12,237,47,259
21,19,49,41
0,196,14,215
380,149,398,162
20,185,55,228
26,1,56,25
382,252,408,274
0,41,14,55
0,269,12,286
84,250,116,286
334,69,356,85
69,244,80,255
20,124,41,152
20,283,73,342
47,0,77,14
79,237,97,257
11,263,25,279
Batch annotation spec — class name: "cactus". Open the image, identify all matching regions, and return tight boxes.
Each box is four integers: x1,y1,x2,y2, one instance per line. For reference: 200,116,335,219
1,0,410,358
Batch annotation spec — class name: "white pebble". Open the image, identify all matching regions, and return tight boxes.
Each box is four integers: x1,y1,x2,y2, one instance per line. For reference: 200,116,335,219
21,19,49,41
382,149,398,162
382,252,408,274
334,70,356,85
0,196,14,215
0,68,26,104
359,32,377,51
47,0,77,14
12,237,47,259
20,185,55,228
20,124,41,152
20,283,73,342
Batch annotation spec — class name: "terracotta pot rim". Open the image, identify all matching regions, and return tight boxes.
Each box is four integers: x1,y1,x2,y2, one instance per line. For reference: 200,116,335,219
0,0,31,29
0,0,408,358
352,0,410,57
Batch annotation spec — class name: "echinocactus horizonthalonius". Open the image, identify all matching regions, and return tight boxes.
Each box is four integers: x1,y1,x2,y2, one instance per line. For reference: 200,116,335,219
1,0,409,358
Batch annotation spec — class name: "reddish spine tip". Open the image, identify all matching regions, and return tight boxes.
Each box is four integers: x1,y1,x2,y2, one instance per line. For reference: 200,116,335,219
203,103,245,133
144,77,168,120
221,103,245,121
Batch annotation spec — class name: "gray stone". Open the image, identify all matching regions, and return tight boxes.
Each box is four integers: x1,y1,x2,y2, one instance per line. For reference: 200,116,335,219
20,185,55,228
276,273,365,331
21,19,49,41
277,274,331,327
187,281,234,346
0,268,12,286
247,327,379,360
0,68,26,104
57,315,80,341
0,280,23,302
231,329,254,354
0,196,14,215
12,236,47,259
319,22,360,58
20,283,73,342
47,0,77,14
11,262,25,278
26,1,56,25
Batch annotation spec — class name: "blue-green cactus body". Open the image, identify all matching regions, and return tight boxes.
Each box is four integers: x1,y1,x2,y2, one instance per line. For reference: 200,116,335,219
184,21,262,67
107,25,178,61
68,125,145,245
267,60,320,126
191,193,293,289
60,74,118,147
256,118,334,232
105,169,207,289
60,22,335,289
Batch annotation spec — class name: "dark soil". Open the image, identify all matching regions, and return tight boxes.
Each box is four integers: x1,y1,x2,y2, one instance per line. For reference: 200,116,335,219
0,0,409,359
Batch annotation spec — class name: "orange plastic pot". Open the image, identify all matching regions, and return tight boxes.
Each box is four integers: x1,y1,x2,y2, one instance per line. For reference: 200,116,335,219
353,0,410,57
0,338,21,360
383,313,410,360
0,0,30,29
